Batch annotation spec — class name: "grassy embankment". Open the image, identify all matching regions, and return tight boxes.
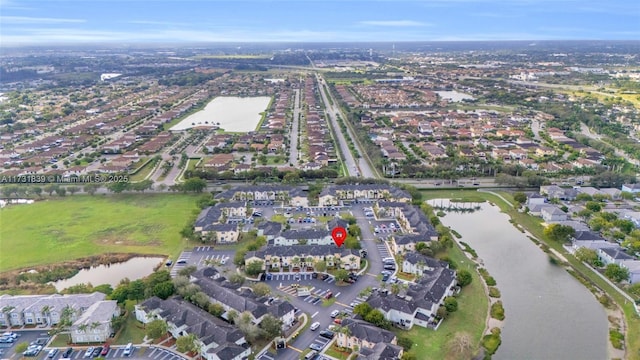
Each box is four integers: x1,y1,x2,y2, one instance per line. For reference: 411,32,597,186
422,189,640,359
397,192,488,359
0,194,200,272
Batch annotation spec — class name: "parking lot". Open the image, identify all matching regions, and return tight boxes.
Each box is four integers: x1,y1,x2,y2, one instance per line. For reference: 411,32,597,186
170,248,236,277
0,331,50,359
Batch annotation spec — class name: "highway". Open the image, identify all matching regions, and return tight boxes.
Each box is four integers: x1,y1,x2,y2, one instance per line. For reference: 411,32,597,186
315,74,377,178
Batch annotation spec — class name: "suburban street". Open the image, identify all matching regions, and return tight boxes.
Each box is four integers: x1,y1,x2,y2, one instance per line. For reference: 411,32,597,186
289,88,302,166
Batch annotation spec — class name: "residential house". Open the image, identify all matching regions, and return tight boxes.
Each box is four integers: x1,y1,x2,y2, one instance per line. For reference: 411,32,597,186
526,193,546,207
367,267,457,330
70,301,120,343
402,253,448,277
318,185,411,206
540,185,577,201
391,234,431,255
205,224,240,243
190,268,296,327
621,184,640,194
570,231,616,251
335,318,397,351
271,230,333,246
0,293,106,327
597,247,640,283
357,343,404,360
541,206,568,223
256,221,282,241
135,297,250,360
244,245,361,272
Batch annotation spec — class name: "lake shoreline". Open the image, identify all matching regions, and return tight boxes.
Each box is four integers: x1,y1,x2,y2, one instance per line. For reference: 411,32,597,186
434,198,609,360
0,253,166,295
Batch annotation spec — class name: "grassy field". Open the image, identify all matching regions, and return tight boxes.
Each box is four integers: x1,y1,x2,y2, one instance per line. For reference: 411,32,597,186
422,189,640,359
397,213,488,359
0,194,200,271
129,157,156,182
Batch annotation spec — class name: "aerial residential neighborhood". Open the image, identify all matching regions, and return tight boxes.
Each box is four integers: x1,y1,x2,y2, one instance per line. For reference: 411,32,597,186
1,6,640,358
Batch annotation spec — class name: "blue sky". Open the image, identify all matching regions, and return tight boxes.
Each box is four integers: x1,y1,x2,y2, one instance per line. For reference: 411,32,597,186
1,0,638,45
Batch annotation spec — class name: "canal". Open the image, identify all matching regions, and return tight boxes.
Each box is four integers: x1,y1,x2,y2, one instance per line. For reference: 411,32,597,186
431,200,608,360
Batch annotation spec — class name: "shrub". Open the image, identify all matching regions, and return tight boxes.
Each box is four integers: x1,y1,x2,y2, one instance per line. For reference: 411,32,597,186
488,287,501,298
490,301,505,320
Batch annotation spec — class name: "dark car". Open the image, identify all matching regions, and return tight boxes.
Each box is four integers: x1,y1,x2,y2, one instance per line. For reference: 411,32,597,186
312,272,318,279
62,347,73,359
92,347,102,357
319,330,335,339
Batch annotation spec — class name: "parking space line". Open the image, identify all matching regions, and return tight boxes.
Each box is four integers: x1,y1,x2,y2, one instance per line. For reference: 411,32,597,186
334,292,341,298
311,311,318,318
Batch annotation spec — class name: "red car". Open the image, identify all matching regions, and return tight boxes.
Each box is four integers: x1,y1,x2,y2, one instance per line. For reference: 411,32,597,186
100,345,110,356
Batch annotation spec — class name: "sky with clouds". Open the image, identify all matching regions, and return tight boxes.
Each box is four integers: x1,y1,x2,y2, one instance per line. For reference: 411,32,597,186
0,0,638,45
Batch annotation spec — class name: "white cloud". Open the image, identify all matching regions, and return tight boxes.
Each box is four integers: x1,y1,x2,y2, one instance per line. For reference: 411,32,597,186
1,16,86,24
359,20,428,27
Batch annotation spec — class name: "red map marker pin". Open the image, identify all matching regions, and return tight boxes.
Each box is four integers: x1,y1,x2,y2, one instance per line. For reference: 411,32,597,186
331,226,347,247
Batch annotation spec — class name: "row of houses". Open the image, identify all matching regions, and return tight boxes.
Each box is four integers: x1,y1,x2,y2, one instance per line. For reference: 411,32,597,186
190,268,296,327
0,293,118,343
318,184,412,206
529,186,640,284
374,201,439,254
135,297,250,360
570,231,640,283
244,245,362,272
193,202,249,242
368,263,457,330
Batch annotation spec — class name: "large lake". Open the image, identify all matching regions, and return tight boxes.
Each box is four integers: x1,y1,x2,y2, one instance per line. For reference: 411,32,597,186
51,256,164,291
435,90,475,102
430,200,608,360
171,96,271,132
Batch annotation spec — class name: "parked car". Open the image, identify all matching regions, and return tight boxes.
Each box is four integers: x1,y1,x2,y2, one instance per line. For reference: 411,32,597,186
61,347,73,359
309,343,324,352
101,344,110,356
319,330,335,339
330,310,340,318
323,291,333,299
1,332,18,339
310,322,320,331
48,349,58,358
84,347,95,358
0,337,14,343
92,347,102,358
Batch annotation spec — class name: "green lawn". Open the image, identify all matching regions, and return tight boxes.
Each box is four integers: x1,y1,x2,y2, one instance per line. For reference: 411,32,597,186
129,158,156,182
324,344,351,360
0,194,200,271
397,234,488,360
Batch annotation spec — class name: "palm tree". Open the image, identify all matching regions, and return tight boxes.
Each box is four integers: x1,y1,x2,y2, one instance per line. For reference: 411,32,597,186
292,256,301,270
78,323,88,333
305,256,314,268
40,305,51,326
2,306,15,326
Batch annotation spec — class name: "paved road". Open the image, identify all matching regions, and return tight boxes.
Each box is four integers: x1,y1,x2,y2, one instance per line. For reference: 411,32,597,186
255,204,403,360
314,74,376,179
289,88,301,166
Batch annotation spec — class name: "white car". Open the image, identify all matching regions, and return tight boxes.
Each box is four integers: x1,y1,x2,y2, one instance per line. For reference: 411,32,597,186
84,347,95,358
310,322,320,331
220,258,227,265
330,310,340,318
